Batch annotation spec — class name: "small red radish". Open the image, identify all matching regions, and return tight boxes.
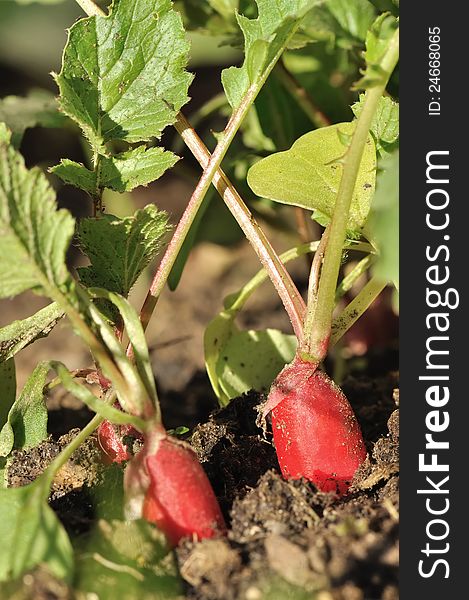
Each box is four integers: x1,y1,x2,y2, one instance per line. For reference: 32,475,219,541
97,420,141,463
264,356,366,495
124,425,226,546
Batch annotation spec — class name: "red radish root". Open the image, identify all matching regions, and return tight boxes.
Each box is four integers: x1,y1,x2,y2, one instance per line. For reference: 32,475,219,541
266,357,366,495
124,426,226,546
97,420,142,463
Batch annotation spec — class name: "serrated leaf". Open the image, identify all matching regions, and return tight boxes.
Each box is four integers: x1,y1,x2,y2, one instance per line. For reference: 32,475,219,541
221,0,317,108
78,205,170,298
52,146,179,194
50,159,97,194
367,150,398,285
99,146,178,193
355,13,399,89
352,94,399,155
0,303,64,363
55,0,192,154
0,362,49,457
0,138,75,299
0,478,73,583
217,328,297,399
75,519,181,598
0,91,67,148
0,360,16,431
247,122,376,231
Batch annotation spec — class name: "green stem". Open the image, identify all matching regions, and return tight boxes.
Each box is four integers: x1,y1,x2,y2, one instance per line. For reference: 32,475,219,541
226,239,372,313
51,286,137,416
302,29,399,362
330,277,387,348
335,254,374,300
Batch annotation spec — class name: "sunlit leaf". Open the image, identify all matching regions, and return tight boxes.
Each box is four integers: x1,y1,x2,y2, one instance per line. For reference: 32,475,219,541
247,122,376,231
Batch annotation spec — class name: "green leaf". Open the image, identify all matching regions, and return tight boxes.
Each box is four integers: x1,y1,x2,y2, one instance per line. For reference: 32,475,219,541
52,146,179,194
204,309,238,406
247,122,376,231
78,205,171,298
75,519,181,598
0,362,49,457
0,91,67,148
50,361,145,430
0,303,64,363
55,0,192,154
221,0,317,108
352,94,399,155
366,150,398,286
0,123,11,144
0,478,73,583
217,328,297,399
355,12,399,89
99,147,179,193
50,159,97,195
0,360,16,431
0,138,74,299
298,0,376,48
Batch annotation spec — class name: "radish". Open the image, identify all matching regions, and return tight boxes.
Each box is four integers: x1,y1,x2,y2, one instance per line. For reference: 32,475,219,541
264,356,366,495
124,425,226,546
97,420,140,463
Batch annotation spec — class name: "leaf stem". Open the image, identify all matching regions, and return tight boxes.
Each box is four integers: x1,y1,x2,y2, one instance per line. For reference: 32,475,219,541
137,109,307,342
330,277,387,348
301,29,399,362
274,59,331,128
226,239,372,313
74,0,105,18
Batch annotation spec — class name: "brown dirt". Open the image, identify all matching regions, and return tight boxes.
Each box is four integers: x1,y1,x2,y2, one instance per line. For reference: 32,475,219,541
175,374,399,600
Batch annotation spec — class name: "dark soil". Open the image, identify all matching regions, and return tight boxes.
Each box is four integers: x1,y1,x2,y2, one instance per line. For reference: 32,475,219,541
177,372,399,600
4,371,399,600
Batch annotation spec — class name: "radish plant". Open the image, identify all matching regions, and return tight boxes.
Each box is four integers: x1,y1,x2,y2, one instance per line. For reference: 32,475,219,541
0,0,398,593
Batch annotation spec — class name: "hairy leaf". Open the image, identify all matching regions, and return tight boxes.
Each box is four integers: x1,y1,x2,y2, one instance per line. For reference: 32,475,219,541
55,0,192,154
352,94,399,154
0,303,64,363
52,146,178,193
0,362,49,457
78,205,170,297
217,328,297,399
367,150,399,286
0,91,67,148
221,0,317,108
50,160,97,195
247,122,376,231
0,478,73,583
0,138,74,299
